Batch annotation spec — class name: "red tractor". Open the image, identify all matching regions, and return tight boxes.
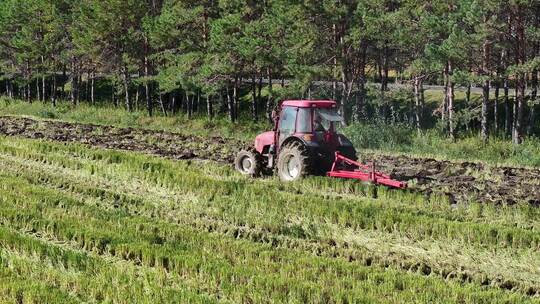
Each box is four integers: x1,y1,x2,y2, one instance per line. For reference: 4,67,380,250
235,100,407,188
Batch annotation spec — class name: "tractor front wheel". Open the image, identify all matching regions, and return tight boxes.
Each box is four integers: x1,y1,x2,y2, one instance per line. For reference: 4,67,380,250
234,149,262,177
277,142,311,181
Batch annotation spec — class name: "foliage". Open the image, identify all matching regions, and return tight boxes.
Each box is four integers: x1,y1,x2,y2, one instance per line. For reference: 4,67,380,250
0,0,538,141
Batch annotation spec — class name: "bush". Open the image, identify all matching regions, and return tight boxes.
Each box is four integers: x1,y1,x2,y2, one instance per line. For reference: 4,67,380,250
343,122,415,151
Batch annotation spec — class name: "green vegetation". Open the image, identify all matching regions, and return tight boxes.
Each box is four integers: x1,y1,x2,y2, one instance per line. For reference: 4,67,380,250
0,136,538,303
345,124,540,168
0,0,538,144
3,97,540,167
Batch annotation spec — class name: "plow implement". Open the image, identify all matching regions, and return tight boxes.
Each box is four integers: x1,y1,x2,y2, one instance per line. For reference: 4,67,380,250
328,152,407,189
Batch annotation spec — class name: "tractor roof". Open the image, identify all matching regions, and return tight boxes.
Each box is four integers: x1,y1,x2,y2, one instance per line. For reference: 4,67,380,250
282,100,336,108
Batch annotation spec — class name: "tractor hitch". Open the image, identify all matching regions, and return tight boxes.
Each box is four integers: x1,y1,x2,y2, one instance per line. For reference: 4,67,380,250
327,152,407,189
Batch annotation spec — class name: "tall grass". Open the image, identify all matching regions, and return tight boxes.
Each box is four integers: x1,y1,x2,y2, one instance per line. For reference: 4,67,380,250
343,122,540,167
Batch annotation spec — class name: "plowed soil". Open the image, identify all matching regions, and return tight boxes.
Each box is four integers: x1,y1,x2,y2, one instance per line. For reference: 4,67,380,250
1,116,539,205
0,116,245,163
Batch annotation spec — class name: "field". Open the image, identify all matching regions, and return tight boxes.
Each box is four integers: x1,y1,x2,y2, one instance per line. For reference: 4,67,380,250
0,114,539,303
1,115,539,205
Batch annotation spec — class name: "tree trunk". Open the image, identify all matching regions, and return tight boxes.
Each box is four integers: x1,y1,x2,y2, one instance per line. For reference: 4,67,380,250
494,79,499,134
192,95,195,118
266,68,273,123
145,81,152,117
36,78,40,102
7,79,13,98
144,38,153,117
233,77,239,121
90,73,95,105
61,66,66,100
42,74,46,102
41,55,46,101
528,70,538,135
355,44,367,122
513,74,525,144
207,94,212,119
70,59,78,105
5,80,9,97
257,76,263,108
84,73,88,102
159,93,167,116
504,78,511,135
413,76,422,134
51,73,57,106
185,91,192,119
481,35,490,141
251,74,257,121
441,68,448,131
196,91,200,114
446,61,455,140
512,7,526,145
112,86,117,107
78,74,83,103
170,93,176,114
481,80,489,141
420,81,425,113
226,85,234,122
123,67,132,112
135,86,140,111
27,83,31,102
340,79,352,126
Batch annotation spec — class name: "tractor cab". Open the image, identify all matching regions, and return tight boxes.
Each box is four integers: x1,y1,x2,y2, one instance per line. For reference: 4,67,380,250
236,100,357,181
276,100,343,148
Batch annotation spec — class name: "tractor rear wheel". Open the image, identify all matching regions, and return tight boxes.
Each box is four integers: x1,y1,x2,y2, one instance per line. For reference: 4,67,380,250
234,149,262,177
277,142,311,181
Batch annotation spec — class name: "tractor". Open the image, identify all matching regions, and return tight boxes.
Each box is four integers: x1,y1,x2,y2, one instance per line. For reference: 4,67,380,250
234,100,407,188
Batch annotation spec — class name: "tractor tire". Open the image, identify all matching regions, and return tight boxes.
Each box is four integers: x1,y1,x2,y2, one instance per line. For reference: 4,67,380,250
277,142,312,182
234,149,262,177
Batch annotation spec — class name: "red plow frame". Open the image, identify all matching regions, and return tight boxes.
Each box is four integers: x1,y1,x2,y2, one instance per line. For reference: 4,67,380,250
327,152,407,189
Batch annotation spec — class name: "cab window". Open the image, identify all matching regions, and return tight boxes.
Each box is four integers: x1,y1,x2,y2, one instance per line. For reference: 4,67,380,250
279,106,297,144
279,106,297,134
296,108,312,133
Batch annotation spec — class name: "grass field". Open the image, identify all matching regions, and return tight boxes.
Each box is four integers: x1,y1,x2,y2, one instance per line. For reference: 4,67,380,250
0,136,539,303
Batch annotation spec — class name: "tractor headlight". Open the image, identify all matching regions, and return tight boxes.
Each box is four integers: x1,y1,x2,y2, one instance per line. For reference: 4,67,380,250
303,134,314,141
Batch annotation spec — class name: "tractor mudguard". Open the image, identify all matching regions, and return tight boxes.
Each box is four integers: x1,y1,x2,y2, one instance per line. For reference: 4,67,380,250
281,135,356,160
254,131,275,154
281,136,316,151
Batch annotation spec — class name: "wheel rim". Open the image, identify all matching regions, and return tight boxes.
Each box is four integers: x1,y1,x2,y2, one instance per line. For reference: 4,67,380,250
284,154,300,179
240,156,253,173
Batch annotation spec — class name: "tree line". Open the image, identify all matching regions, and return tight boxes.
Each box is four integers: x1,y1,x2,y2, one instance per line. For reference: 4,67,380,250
0,0,539,144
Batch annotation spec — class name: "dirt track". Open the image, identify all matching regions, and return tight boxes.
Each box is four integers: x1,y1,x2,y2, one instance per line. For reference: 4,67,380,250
1,116,539,205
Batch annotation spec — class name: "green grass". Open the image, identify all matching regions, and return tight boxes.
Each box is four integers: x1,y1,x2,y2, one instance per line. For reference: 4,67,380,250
1,97,540,167
344,123,540,167
0,136,538,302
0,97,266,141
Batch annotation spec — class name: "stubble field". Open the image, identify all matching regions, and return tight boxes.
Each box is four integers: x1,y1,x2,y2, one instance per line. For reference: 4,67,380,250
0,116,539,303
